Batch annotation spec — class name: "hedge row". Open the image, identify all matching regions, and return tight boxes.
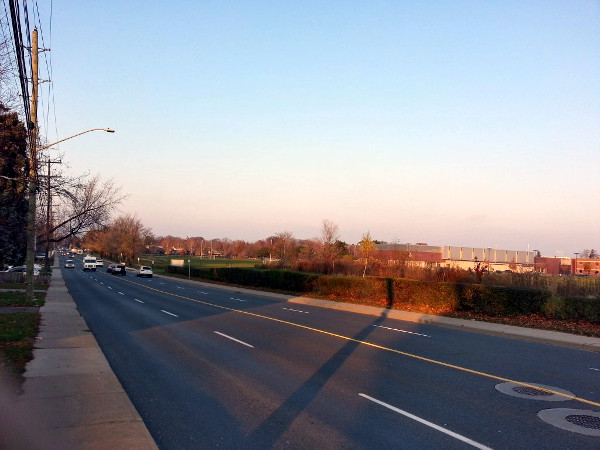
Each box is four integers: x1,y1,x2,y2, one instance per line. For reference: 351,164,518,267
166,266,599,323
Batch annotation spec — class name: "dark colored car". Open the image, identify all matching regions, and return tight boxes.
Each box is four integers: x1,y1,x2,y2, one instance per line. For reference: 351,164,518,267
111,264,126,276
106,264,115,273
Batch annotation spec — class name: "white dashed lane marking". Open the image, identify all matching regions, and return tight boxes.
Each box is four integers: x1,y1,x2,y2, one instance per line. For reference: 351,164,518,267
214,331,254,348
371,324,430,338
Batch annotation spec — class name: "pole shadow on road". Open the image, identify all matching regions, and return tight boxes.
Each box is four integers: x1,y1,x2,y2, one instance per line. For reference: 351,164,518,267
246,309,391,446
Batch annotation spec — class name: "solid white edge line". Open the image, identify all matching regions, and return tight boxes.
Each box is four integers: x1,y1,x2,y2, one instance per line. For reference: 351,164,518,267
214,331,254,348
160,309,179,317
134,299,144,303
358,394,492,450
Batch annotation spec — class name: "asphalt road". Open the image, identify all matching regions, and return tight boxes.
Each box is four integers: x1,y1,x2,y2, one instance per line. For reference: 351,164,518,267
60,256,600,449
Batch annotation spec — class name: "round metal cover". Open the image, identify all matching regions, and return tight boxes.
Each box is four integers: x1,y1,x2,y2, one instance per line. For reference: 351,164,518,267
538,409,600,437
495,382,574,401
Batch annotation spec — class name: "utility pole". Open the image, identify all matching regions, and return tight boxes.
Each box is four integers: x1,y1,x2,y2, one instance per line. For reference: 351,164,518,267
25,28,38,303
42,158,61,272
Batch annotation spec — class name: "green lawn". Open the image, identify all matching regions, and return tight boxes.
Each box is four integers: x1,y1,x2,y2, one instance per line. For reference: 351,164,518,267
0,291,46,307
138,255,259,274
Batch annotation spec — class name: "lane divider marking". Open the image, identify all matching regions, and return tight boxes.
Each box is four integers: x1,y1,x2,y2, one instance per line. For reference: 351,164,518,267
160,310,179,318
359,394,492,450
372,324,430,338
113,276,600,408
283,307,309,314
214,331,254,348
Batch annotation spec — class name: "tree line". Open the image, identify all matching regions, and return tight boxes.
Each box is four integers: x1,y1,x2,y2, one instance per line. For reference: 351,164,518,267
74,218,382,274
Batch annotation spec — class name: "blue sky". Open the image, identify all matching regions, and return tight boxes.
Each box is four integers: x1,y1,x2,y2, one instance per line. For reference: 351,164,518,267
34,1,599,256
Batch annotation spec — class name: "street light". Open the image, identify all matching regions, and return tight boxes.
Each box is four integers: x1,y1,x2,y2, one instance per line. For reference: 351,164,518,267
37,128,115,151
25,128,115,302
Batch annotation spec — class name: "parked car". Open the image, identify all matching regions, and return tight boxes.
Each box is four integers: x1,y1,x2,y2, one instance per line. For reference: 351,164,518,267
7,265,40,275
64,259,75,269
137,266,153,278
111,264,126,276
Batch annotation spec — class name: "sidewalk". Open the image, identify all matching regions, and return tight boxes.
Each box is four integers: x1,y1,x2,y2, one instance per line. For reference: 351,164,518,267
4,268,599,449
10,266,158,449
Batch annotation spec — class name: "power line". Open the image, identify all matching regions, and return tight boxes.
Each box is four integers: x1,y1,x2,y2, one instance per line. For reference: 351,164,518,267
7,0,30,124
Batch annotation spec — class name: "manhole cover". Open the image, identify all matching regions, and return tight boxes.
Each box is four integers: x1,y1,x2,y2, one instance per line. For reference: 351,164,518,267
512,386,553,397
495,382,574,402
565,414,600,430
539,409,600,437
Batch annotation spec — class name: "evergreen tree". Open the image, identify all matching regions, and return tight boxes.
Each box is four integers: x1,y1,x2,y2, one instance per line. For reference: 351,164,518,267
0,104,28,268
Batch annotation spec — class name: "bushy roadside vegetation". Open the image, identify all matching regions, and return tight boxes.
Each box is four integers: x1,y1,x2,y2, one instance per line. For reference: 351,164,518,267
166,265,600,328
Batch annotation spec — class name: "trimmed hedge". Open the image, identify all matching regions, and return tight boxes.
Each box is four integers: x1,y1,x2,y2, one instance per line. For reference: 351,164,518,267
165,266,599,323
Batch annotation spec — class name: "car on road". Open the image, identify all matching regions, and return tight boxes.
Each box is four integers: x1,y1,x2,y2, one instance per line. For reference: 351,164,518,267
96,259,104,267
83,256,97,271
137,266,153,278
111,264,126,276
64,259,75,269
107,264,115,273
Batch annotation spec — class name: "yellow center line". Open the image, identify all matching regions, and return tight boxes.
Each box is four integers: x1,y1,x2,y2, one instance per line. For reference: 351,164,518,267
123,277,600,408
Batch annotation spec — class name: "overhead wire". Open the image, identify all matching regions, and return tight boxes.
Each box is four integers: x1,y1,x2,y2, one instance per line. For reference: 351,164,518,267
1,0,20,105
7,0,30,123
33,0,56,146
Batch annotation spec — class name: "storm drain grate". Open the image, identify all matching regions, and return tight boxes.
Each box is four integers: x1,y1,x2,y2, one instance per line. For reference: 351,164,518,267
495,382,574,402
538,409,600,437
512,386,553,396
565,415,600,430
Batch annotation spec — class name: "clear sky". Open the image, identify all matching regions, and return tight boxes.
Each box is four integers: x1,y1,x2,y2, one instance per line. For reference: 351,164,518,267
33,1,599,256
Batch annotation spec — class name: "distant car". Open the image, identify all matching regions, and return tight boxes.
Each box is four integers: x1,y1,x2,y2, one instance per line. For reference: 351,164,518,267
64,259,75,268
96,259,104,267
107,264,115,273
111,264,126,276
137,266,153,278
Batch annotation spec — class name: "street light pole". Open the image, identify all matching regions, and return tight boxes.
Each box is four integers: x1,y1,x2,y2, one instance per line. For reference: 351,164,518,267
25,126,115,302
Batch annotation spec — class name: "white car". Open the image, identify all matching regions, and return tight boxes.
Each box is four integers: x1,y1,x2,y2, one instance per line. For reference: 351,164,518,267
137,266,153,278
96,259,104,267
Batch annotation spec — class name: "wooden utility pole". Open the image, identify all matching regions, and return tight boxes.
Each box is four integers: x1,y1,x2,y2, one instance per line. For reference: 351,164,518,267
25,28,38,302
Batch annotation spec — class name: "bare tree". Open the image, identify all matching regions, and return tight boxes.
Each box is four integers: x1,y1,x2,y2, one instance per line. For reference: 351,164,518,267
0,15,19,109
37,175,125,246
273,231,295,263
320,219,342,271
